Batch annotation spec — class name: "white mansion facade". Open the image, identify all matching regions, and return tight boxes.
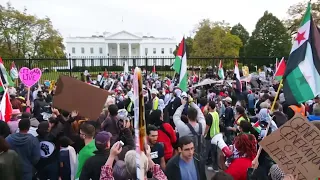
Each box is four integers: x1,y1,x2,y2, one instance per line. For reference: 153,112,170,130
66,31,177,67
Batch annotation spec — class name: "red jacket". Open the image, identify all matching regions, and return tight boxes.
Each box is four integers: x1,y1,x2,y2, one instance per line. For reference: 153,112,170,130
157,123,177,161
225,158,252,180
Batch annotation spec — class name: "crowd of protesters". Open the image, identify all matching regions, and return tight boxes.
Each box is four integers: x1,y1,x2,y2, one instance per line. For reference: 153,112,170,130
0,69,316,180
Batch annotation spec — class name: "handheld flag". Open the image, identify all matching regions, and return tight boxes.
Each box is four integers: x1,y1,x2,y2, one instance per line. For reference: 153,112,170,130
218,60,225,80
234,60,242,92
172,38,188,92
0,78,12,122
0,58,14,88
283,2,320,104
10,61,18,80
274,57,286,81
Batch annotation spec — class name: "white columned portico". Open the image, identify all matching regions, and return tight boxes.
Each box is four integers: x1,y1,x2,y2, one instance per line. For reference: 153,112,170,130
105,43,109,56
128,43,132,57
139,44,143,56
117,43,120,57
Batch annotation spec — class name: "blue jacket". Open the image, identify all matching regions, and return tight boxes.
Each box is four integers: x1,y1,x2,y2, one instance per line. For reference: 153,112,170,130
307,115,320,121
6,133,40,180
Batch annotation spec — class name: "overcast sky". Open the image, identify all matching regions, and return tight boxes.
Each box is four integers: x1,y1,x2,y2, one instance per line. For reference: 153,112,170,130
3,0,305,42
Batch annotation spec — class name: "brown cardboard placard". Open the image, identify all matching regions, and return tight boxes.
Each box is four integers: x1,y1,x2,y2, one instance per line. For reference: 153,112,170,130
259,114,320,180
53,76,109,120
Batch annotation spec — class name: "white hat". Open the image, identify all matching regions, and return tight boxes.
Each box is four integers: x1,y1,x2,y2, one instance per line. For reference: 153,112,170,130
151,89,158,94
224,97,232,103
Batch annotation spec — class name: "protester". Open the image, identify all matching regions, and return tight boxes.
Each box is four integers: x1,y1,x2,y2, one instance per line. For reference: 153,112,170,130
6,118,40,180
76,123,96,179
100,142,167,180
225,134,257,180
147,125,166,170
59,136,77,180
0,136,22,180
204,101,220,171
80,131,112,180
165,136,206,180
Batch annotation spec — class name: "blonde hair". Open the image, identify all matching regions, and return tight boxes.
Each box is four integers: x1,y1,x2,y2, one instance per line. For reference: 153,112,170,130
124,150,148,178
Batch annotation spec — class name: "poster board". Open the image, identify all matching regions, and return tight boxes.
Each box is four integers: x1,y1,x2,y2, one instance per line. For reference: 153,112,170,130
259,114,320,180
53,76,109,120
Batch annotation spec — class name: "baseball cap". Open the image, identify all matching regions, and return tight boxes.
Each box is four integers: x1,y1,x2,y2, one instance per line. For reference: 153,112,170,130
95,131,112,145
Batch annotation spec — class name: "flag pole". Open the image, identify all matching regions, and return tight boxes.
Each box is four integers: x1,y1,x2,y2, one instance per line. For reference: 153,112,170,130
251,79,283,168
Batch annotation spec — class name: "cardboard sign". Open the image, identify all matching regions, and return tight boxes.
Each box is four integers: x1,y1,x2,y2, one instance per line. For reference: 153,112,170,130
259,115,320,180
53,76,109,120
19,67,42,87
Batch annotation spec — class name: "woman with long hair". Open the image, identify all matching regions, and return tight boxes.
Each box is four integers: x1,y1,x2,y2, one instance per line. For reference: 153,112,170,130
149,109,177,162
225,133,257,180
234,106,249,126
0,136,22,180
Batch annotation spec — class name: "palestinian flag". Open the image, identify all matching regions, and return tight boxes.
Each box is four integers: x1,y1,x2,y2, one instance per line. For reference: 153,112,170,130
10,61,18,80
234,60,242,92
283,2,320,105
0,58,14,89
274,57,286,81
0,78,12,122
253,121,261,134
172,38,188,92
218,60,225,80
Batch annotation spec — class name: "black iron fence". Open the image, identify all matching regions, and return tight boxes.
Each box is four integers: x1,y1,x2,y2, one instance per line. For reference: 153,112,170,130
1,56,281,82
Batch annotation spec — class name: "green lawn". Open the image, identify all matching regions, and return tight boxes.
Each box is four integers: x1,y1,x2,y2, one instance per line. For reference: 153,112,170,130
40,70,178,83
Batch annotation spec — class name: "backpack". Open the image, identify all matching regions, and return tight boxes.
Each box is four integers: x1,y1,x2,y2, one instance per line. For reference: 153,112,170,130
186,123,206,161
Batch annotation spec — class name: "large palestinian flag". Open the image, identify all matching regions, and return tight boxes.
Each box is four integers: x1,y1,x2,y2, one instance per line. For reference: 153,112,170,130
173,38,188,92
283,2,320,105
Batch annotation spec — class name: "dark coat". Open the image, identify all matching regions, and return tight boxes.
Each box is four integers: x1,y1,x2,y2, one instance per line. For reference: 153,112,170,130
165,155,206,180
79,150,110,180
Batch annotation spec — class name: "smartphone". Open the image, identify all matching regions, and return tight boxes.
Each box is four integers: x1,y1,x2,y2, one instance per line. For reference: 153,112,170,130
119,140,124,149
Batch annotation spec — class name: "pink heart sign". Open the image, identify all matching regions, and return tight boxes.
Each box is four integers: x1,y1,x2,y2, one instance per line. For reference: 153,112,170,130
19,67,42,87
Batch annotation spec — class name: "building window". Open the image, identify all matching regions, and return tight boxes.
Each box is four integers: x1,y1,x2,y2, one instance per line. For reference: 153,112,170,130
153,48,156,54
145,48,148,55
81,47,85,54
72,47,75,54
161,48,164,54
90,48,94,54
99,47,103,54
170,48,173,54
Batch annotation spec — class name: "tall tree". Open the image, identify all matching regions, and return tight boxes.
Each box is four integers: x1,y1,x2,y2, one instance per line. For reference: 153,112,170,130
285,0,320,35
0,3,65,67
246,11,291,66
231,23,249,57
192,19,242,57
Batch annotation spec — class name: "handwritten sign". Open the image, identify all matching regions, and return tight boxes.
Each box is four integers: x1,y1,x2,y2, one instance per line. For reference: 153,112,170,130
19,67,42,87
259,114,320,180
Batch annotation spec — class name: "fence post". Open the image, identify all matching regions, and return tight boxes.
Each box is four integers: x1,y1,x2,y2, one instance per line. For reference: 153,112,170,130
145,54,148,75
28,54,31,68
68,53,72,77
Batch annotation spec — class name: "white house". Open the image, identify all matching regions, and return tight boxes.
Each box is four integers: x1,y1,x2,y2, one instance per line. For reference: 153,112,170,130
65,31,177,67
